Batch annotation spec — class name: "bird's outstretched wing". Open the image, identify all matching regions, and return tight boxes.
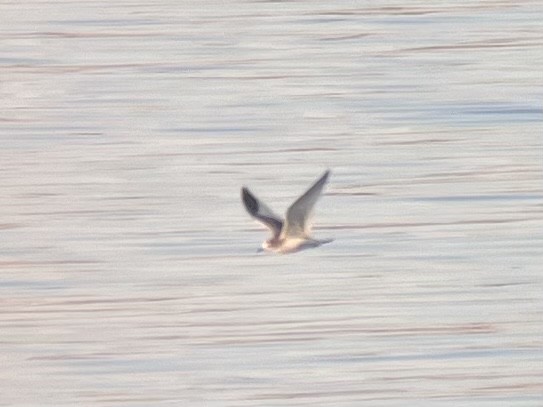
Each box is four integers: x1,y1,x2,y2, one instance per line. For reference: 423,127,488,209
241,187,283,238
281,170,330,239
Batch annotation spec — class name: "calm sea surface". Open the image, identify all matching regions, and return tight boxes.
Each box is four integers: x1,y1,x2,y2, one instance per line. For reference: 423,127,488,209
1,1,542,406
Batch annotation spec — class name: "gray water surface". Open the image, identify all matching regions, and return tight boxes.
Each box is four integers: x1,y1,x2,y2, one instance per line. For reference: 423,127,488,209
1,1,542,406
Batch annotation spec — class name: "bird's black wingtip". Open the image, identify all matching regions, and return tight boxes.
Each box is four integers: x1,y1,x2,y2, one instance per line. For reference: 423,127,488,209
241,186,259,214
319,169,331,184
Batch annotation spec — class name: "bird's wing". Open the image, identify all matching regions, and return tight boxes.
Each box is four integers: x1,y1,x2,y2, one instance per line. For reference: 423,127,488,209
241,187,283,238
281,170,330,239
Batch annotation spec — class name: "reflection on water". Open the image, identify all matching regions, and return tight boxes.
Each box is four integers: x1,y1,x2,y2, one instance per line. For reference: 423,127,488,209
1,0,542,405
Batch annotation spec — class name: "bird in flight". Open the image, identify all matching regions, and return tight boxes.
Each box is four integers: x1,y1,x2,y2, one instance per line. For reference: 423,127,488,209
241,170,332,254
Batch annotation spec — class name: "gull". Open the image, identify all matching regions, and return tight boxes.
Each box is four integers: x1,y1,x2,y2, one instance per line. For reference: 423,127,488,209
241,170,332,254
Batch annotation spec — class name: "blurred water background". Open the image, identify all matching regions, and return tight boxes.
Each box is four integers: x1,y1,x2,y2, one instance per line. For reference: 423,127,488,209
1,1,542,406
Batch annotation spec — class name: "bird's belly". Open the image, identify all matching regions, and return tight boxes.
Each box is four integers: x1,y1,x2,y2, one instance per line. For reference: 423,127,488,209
277,238,319,254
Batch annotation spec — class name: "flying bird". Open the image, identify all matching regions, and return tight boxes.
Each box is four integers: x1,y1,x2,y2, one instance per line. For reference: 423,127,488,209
241,170,332,253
